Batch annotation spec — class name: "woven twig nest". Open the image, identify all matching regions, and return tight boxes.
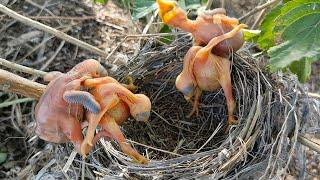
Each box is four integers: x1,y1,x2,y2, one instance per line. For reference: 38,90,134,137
60,36,315,179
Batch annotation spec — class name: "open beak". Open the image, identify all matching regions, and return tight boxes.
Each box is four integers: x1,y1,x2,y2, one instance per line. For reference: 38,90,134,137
156,0,176,22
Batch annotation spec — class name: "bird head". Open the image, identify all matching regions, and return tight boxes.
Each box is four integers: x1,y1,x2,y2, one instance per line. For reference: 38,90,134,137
175,73,195,101
72,59,108,78
157,0,186,25
130,94,151,122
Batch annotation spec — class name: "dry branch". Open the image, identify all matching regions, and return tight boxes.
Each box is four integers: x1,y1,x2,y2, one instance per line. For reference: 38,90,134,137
298,135,320,154
239,0,281,21
0,4,108,57
0,58,47,77
0,69,45,99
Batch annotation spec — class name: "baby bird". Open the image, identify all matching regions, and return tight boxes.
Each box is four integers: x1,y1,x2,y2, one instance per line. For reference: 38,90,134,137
35,59,108,153
75,77,151,164
157,0,244,57
176,24,247,130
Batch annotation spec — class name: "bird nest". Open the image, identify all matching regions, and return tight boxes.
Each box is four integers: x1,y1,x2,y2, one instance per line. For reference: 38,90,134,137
57,35,314,179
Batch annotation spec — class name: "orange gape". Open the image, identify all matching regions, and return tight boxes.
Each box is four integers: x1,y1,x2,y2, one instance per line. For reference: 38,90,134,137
156,0,244,57
35,59,108,153
79,77,151,164
175,24,247,130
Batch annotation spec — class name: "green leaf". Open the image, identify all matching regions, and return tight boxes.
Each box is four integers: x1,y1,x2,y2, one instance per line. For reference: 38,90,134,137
242,29,261,42
132,1,157,20
159,24,174,44
257,0,320,82
268,13,320,71
0,153,7,164
274,1,320,34
93,0,108,5
257,5,282,49
289,58,312,83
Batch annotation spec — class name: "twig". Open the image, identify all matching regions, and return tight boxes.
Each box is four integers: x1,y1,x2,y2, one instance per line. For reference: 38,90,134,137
17,26,72,63
0,98,35,108
0,69,46,99
206,0,214,10
194,123,223,154
251,9,267,29
220,0,225,9
25,0,63,26
133,9,159,57
127,139,182,157
118,32,187,38
219,130,259,171
306,92,320,99
62,150,78,174
0,58,47,77
28,15,96,20
105,38,127,61
0,4,108,57
40,40,65,71
298,135,320,154
34,159,56,180
239,0,281,21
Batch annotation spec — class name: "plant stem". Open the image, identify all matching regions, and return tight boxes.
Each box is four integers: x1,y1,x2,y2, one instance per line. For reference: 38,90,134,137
0,69,46,99
0,58,47,77
239,0,281,21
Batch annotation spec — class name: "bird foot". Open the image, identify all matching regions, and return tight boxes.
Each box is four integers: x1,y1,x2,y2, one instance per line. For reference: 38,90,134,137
224,116,237,134
119,142,149,164
187,88,201,118
131,155,149,164
80,141,93,157
80,135,94,155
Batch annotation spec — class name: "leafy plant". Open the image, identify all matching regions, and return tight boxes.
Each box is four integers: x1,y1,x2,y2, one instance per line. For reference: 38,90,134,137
257,0,320,82
159,24,174,44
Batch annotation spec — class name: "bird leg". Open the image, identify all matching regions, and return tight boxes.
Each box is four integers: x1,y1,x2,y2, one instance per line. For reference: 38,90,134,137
99,115,149,164
83,76,138,92
83,76,118,88
214,57,237,132
187,87,202,118
60,116,84,153
80,94,120,157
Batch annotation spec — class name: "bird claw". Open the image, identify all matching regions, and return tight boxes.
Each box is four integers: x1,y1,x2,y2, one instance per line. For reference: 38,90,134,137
131,154,149,164
80,139,93,157
224,116,237,134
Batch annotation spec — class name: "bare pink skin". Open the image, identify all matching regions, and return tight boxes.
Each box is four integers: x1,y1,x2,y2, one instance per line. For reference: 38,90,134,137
80,79,150,164
175,24,247,131
35,59,108,153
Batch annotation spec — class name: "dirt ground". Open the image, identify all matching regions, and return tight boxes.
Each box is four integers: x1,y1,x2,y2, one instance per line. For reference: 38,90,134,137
0,0,319,179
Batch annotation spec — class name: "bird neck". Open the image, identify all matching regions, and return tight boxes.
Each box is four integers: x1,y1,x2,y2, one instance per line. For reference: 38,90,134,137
114,86,137,107
177,18,196,34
